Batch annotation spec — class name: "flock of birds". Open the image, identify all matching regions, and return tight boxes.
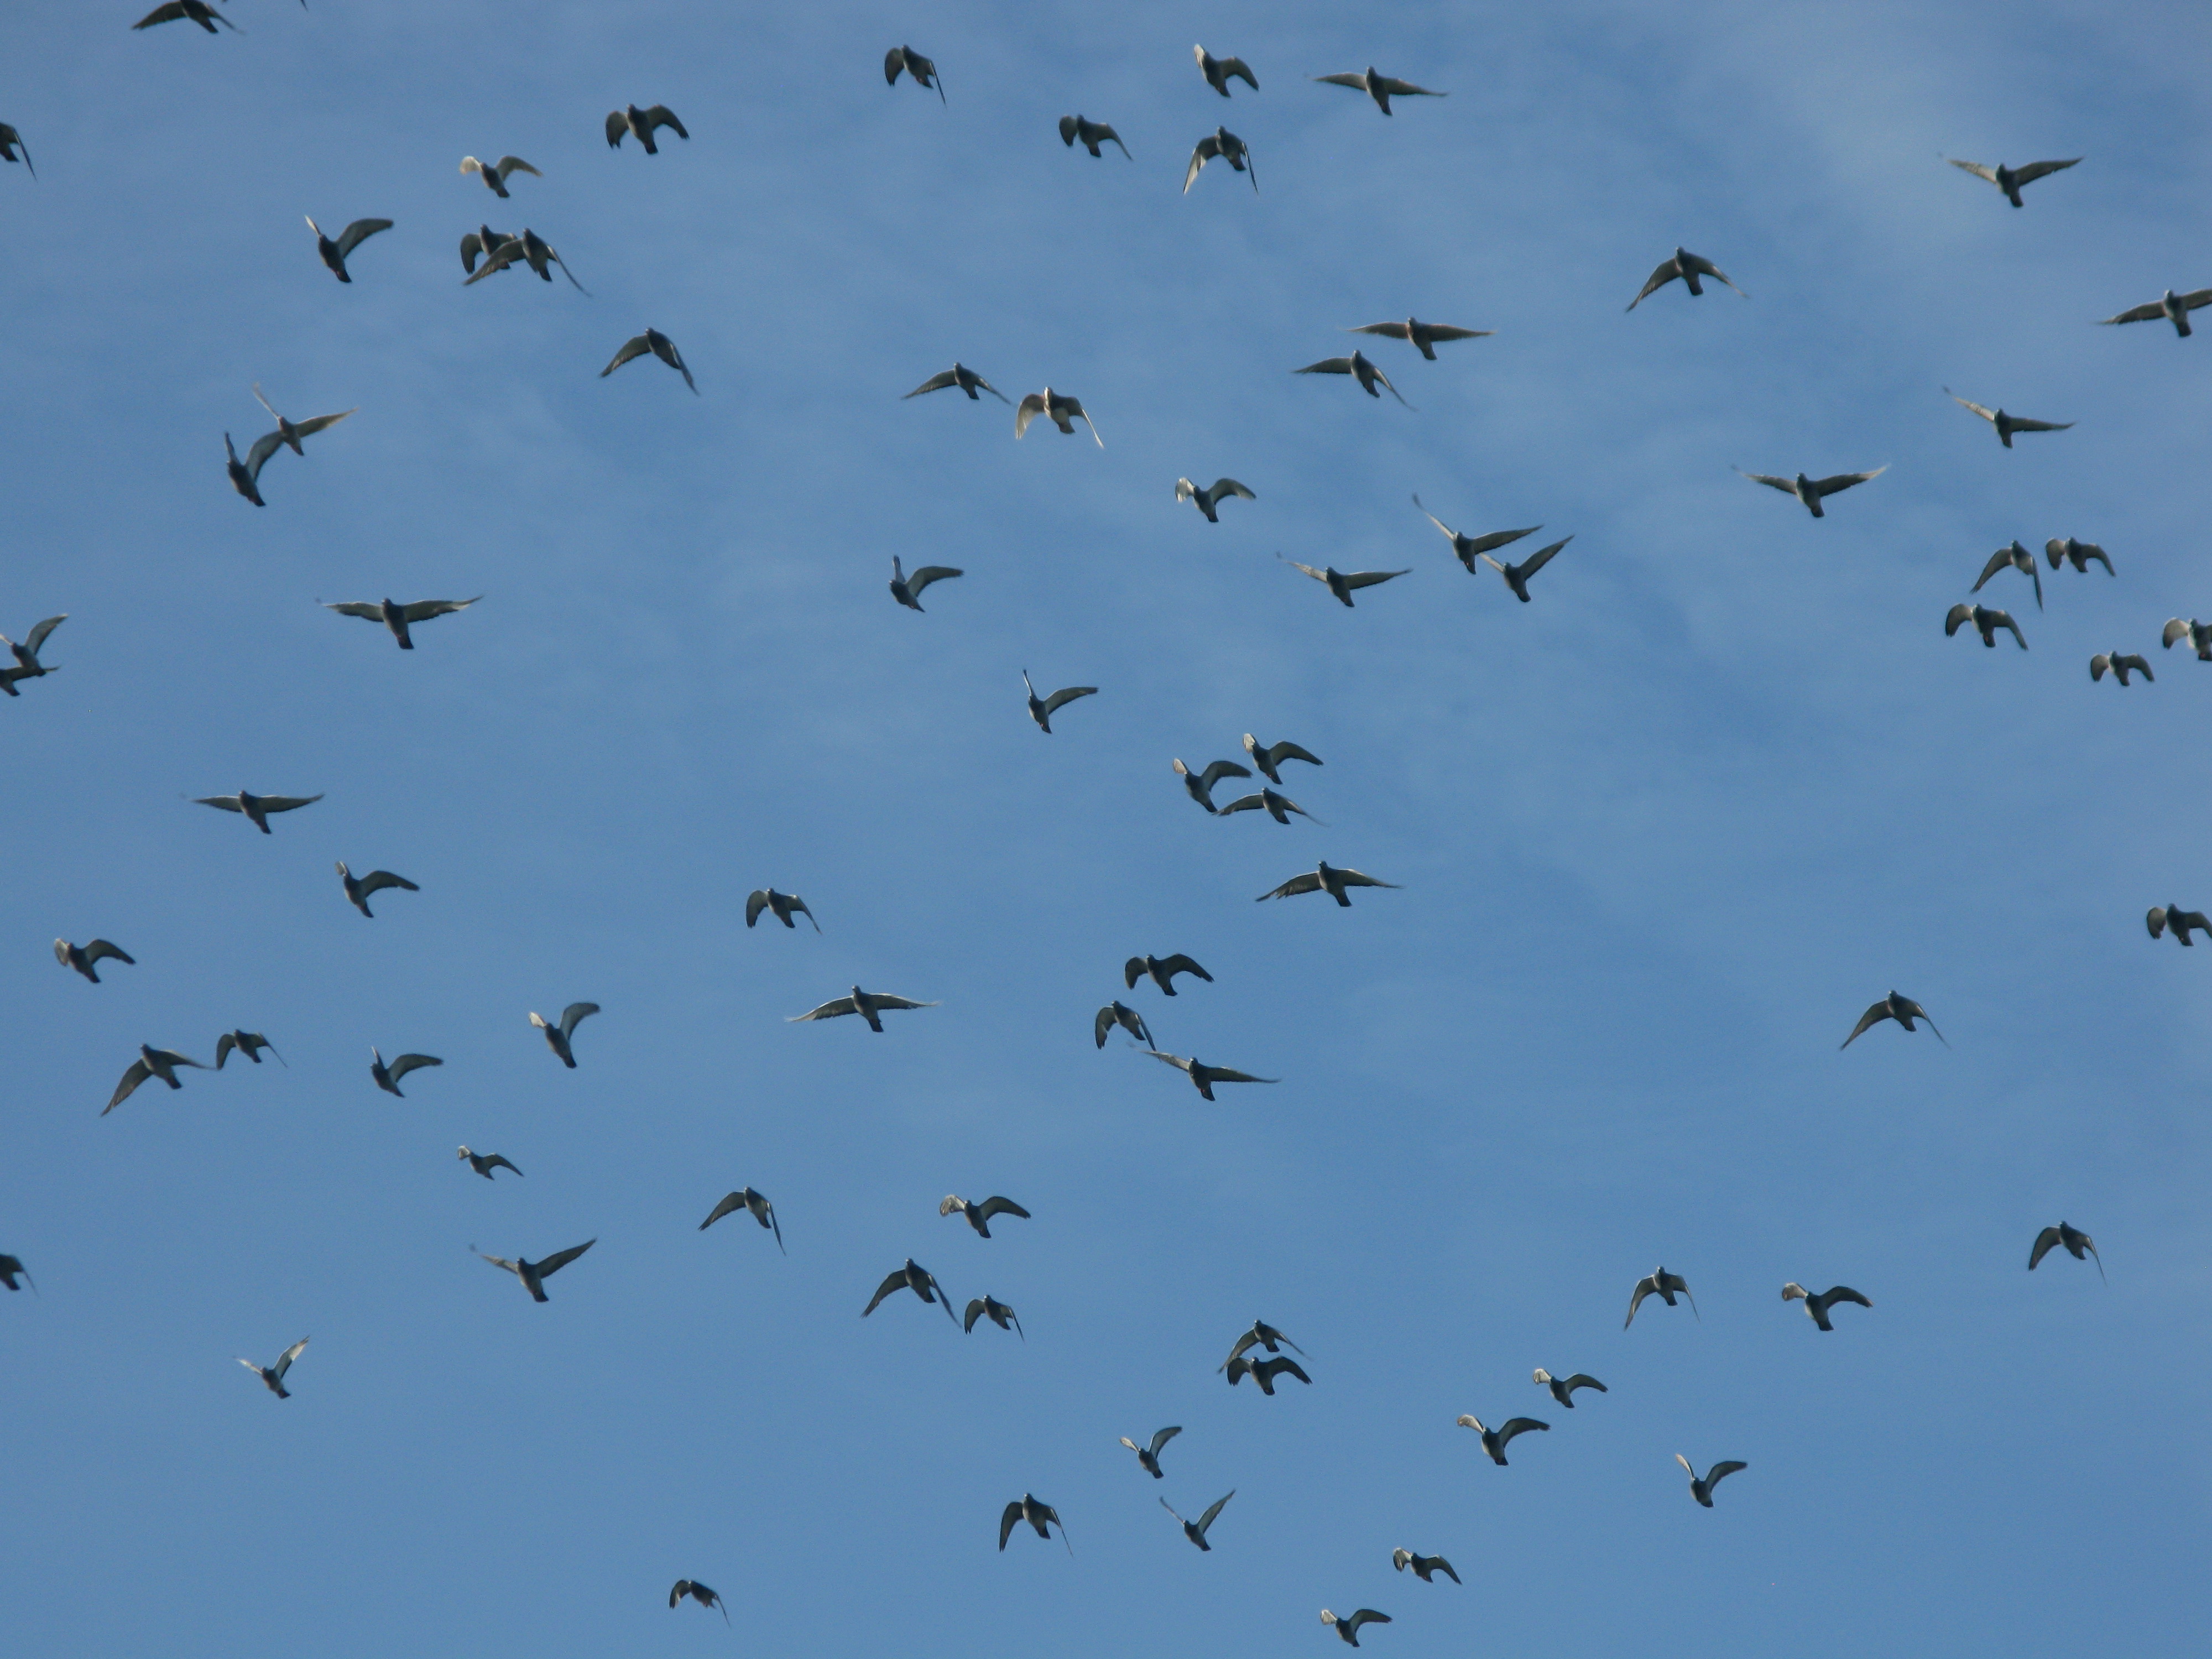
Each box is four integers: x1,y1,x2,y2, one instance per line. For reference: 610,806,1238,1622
3,13,2188,1644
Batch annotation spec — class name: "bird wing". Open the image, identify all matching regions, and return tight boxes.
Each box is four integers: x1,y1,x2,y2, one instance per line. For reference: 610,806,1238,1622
484,1155,520,1176
2179,289,2212,310
535,1239,596,1278
789,997,859,1021
1947,157,1999,184
1014,393,1046,437
1565,1373,1607,1394
1147,1425,1182,1456
1349,321,1413,341
603,110,631,147
1948,391,1999,422
1199,759,1253,789
84,940,133,966
1058,114,1080,146
700,1192,746,1230
1823,1286,1872,1310
865,994,938,1012
1374,77,1442,96
333,218,392,258
288,409,357,441
601,335,653,377
1625,259,1679,310
244,431,285,479
1208,477,1255,501
1258,872,1325,901
2163,618,2193,649
215,1032,238,1069
975,1197,1030,1223
1219,1330,1260,1370
643,106,688,139
1067,402,1104,447
1681,253,1745,295
23,615,65,654
1840,1000,1893,1048
2027,1227,2067,1270
1041,685,1098,717
1624,1277,1654,1327
355,870,418,898
398,597,480,623
495,156,540,181
1220,56,1257,88
1144,1049,1196,1077
1197,1490,1234,1532
1496,1417,1550,1444
1094,1005,1123,1048
385,1053,441,1081
256,794,324,815
1705,1460,1747,1489
1944,603,1974,638
862,1268,911,1314
1183,138,1216,192
904,369,959,398
1811,467,1886,495
1294,357,1354,376
1283,559,1329,583
1332,869,1400,889
2008,416,2072,433
1157,954,1211,982
998,1501,1024,1551
323,602,384,620
2100,300,2168,326
272,1337,309,1378
963,1298,986,1333
1313,72,1370,89
1339,568,1411,590
104,1059,154,1113
1258,1356,1309,1383
2011,157,2080,185
1516,536,1572,579
745,890,771,927
2121,655,2153,677
1344,1612,1391,1632
196,795,246,813
1971,548,2013,592
907,565,962,594
1737,470,1796,494
558,1002,599,1040
1991,609,2026,648
474,1249,521,1276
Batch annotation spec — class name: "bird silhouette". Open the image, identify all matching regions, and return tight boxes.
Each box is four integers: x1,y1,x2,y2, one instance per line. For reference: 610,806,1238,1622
1226,1353,1311,1393
1319,1609,1391,1647
606,103,687,153
2091,652,2153,685
1175,758,1253,813
940,1194,1031,1239
457,1147,523,1181
1313,66,1445,114
1193,45,1257,96
1125,954,1212,996
700,1188,781,1250
1841,991,1945,1048
322,596,479,650
1059,115,1130,159
905,363,1009,403
1531,1368,1606,1408
1161,1490,1234,1550
2100,286,2212,337
862,1258,956,1321
458,154,540,197
1293,351,1407,405
214,1031,281,1069
964,1295,1022,1337
105,1045,210,1114
2147,906,2211,945
889,557,962,612
1624,1265,1697,1327
237,1338,309,1399
1183,127,1256,193
884,45,945,101
1120,1426,1181,1478
1022,671,1098,733
1676,1454,1748,1507
1219,1321,1305,1370
530,1003,599,1068
54,938,133,984
1627,247,1746,309
1947,389,2072,448
0,123,33,178
1255,861,1400,906
1972,542,2042,609
1175,477,1256,521
1094,1001,1152,1049
305,215,390,282
474,1239,596,1302
1412,498,1542,573
789,986,939,1033
1736,466,1886,518
2029,1221,2103,1279
2162,618,2212,660
1347,317,1491,359
2047,538,2114,576
1945,154,2079,207
133,2,239,34
1945,603,2027,650
668,1580,728,1623
1219,787,1323,825
1015,388,1102,446
746,889,820,931
369,1047,441,1098
1144,1050,1277,1102
1457,1412,1549,1464
194,790,323,834
1280,556,1411,608
998,1493,1070,1553
603,330,696,393
1781,1282,1872,1331
1243,734,1322,784
0,1254,33,1292
1391,1549,1459,1584
336,862,418,918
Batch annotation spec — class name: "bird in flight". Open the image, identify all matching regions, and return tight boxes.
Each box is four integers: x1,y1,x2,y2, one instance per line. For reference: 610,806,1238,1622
2163,618,2212,660
530,1003,600,1068
1945,154,2079,207
1174,757,1252,813
1624,1265,1697,1327
1059,115,1130,159
1243,733,1322,784
884,45,945,101
889,557,962,612
459,154,539,197
1735,466,1886,518
905,363,1009,403
369,1047,441,1097
1313,66,1445,115
1184,127,1256,193
1280,557,1411,608
964,1295,1022,1337
1841,991,1945,1049
1176,477,1256,522
223,431,281,507
457,1146,523,1181
669,1580,728,1623
1626,247,1746,310
54,938,133,984
336,862,418,919
322,596,479,650
1294,351,1408,405
1220,1320,1303,1370
1022,671,1097,733
1392,1549,1459,1584
700,1187,781,1250
789,986,938,1033
2047,537,2113,576
1532,1368,1606,1408
195,790,324,834
1220,786,1323,825
1194,44,1257,97
1463,533,1571,603
1256,860,1400,906
1973,542,2041,609
606,103,687,153
2090,651,2153,686
0,123,33,178
1411,496,1540,575
460,226,520,275
1144,1049,1279,1102
1676,1454,1748,1507
1227,1353,1311,1393
1015,388,1102,446
2099,285,2211,337
1347,317,1491,359
305,215,391,283
463,227,587,290
999,1493,1070,1554
1095,1001,1152,1049
215,1031,281,1068
940,1194,1031,1239
252,384,357,459
603,330,696,393
1319,1609,1391,1647
864,1258,956,1321
2147,906,2211,945
2029,1220,2103,1279
1457,1412,1549,1465
1946,389,2072,448
1120,1425,1181,1478
1781,1282,1872,1331
747,889,819,931
1945,602,2026,650
1,613,64,693
106,1045,211,1114
237,1338,309,1399
0,1255,33,1292
1161,1490,1234,1551
475,1239,597,1302
133,2,239,34
1125,954,1211,997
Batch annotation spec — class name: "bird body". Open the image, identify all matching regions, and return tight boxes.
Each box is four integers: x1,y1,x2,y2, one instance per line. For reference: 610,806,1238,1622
322,595,479,650
1022,670,1097,733
336,860,419,917
463,227,586,291
1313,66,1445,114
1184,127,1256,193
1392,1549,1459,1584
237,1337,308,1399
1319,1609,1391,1646
885,45,944,101
1624,1265,1697,1327
1677,1454,1747,1507
1226,1353,1310,1393
905,363,1009,403
1781,1282,1872,1331
369,1046,441,1097
700,1187,781,1250
1095,1001,1152,1048
54,937,133,983
940,1194,1031,1239
1014,388,1102,445
1841,991,1945,1048
1627,247,1746,309
2091,651,2153,685
457,1146,523,1180
133,1,239,33
195,789,323,834
1947,389,2072,448
889,556,962,612
1736,466,1886,517
1145,1050,1277,1102
1219,1320,1305,1370
305,215,391,281
746,888,820,931
1457,1412,1550,1464
1532,1367,1606,1408
1161,1490,1233,1550
1120,1425,1181,1478
1174,757,1251,812
475,1239,596,1302
669,1580,728,1623
1194,45,1257,96
0,613,64,693
1175,476,1255,521
1059,115,1130,159
1125,953,1211,996
1243,733,1322,784
789,985,938,1034
459,155,540,197
1973,542,2042,609
863,1257,957,1321
105,1044,210,1114
215,1031,281,1069
1281,556,1411,607
1293,351,1407,406
1349,318,1491,359
2047,537,2113,576
530,1002,599,1067
2029,1220,2103,1278
606,103,687,153
999,1493,1069,1553
1412,496,1541,573
1256,860,1399,906
1945,603,2027,650
2162,618,2212,660
603,329,696,393
1947,155,2080,207
964,1295,1022,1337
2147,906,2211,946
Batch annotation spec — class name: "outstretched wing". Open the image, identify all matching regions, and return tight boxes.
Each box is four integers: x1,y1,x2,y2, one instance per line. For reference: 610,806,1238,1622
866,994,939,1012
1811,467,1885,496
2010,157,2079,186
974,1197,1030,1223
23,615,65,655
1823,1286,1872,1310
535,1239,596,1278
1313,73,1370,90
1041,686,1097,717
1332,869,1400,890
1626,259,1680,311
1199,760,1252,790
84,940,133,966
104,1059,154,1114
288,408,357,441
1840,1002,1891,1048
271,1337,309,1379
1265,740,1322,770
1624,1277,1653,1328
1197,1490,1234,1531
1257,872,1325,901
1340,568,1410,591
998,1500,1024,1551
1014,393,1045,437
2100,300,2168,326
255,794,324,816
904,369,958,399
1737,470,1796,494
1948,391,1999,422
1704,1460,1747,1489
323,602,384,621
196,795,246,814
399,597,480,624
1496,1417,1550,1445
1258,1356,1310,1384
1947,157,1999,184
601,335,653,377
355,870,418,898
2010,416,2072,434
1971,548,2013,592
474,1249,521,1277
1349,321,1412,342
1343,1611,1391,1634
558,1002,599,1040
907,565,962,596
1183,138,1216,193
700,1192,745,1230
1143,1049,1196,1077
789,997,859,1022
333,218,392,258
2028,1225,2062,1270
1516,536,1572,579
863,1268,911,1315
1293,357,1353,377
643,106,688,139
1564,1373,1607,1395
244,431,285,480
1374,77,1442,97
386,1053,442,1081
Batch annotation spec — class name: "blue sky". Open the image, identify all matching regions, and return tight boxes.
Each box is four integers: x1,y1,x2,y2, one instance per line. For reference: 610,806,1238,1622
3,0,2208,1653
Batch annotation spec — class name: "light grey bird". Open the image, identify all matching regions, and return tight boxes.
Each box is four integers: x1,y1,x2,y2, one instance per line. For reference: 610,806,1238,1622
1219,1320,1304,1371
1176,477,1256,521
463,226,587,291
1411,495,1540,575
1319,1609,1391,1647
1973,542,2041,609
1242,733,1322,784
2099,286,2212,337
458,154,540,197
336,861,418,918
904,363,1009,403
105,1045,211,1114
1126,953,1211,996
1781,1282,1872,1331
1144,1049,1278,1102
1532,1368,1607,1408
1457,1412,1549,1465
305,215,390,282
1945,602,2026,650
965,1295,1022,1337
1060,114,1130,159
940,1194,1031,1239
603,330,696,393
1015,388,1102,446
2047,537,2114,576
789,985,939,1033
999,1493,1070,1553
669,1581,728,1624
885,45,945,101
457,1146,523,1181
54,938,133,984
1735,465,1886,518
747,889,819,931
606,103,687,153
1183,127,1256,193
1313,66,1444,114
2029,1220,2103,1279
1095,1001,1152,1049
322,595,479,650
1841,991,1945,1049
2162,618,2212,659
1676,1454,1748,1507
889,556,962,612
369,1047,441,1098
1256,860,1400,906
1391,1549,1459,1584
459,225,518,274
1946,389,2072,448
1162,1490,1233,1551
1281,556,1411,608
0,123,33,177
238,1338,309,1398
251,384,357,458
1219,787,1322,825
1347,317,1491,359
2147,905,2212,945
1,613,63,686
1626,247,1746,310
530,1003,599,1068
864,1258,956,1322
0,1254,33,1292
1174,757,1252,812
1120,1425,1180,1478
1194,44,1257,96
215,1031,281,1068
1023,670,1097,733
474,1239,596,1302
133,2,239,34
2090,651,2153,686
194,790,325,835
699,1187,781,1250
1624,1265,1697,1328
1293,350,1408,406
1945,154,2079,207
1227,1353,1310,1393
